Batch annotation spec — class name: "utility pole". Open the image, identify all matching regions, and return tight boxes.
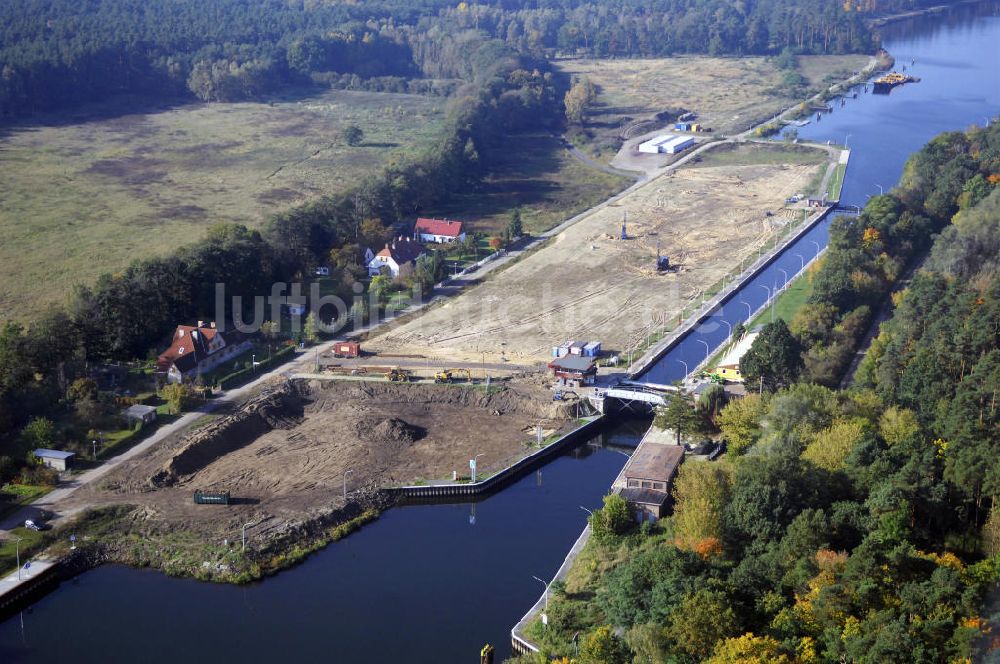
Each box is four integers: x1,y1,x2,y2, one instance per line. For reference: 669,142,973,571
343,469,354,501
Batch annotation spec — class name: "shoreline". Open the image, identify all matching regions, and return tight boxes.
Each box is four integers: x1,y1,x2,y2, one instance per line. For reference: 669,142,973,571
868,0,985,28
0,413,608,616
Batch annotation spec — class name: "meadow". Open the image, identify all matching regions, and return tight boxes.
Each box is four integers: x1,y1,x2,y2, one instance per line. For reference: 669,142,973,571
0,89,448,318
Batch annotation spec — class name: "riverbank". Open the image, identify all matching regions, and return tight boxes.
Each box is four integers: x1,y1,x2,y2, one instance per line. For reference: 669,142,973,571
868,0,985,27
0,386,606,608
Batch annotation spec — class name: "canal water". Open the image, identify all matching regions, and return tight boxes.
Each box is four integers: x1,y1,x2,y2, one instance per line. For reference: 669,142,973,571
0,419,647,663
3,4,1000,661
637,0,1000,385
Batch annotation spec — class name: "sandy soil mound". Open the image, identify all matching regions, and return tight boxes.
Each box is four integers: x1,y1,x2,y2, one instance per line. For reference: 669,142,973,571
150,381,306,487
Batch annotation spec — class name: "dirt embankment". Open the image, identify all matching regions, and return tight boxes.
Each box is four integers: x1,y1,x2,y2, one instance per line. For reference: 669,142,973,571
62,377,573,581
151,381,308,487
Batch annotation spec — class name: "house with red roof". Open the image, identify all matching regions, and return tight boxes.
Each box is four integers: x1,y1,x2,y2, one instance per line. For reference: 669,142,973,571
367,236,427,278
413,218,466,244
156,321,252,384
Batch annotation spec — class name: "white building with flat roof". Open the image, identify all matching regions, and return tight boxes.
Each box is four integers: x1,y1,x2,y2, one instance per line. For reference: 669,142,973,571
638,134,696,154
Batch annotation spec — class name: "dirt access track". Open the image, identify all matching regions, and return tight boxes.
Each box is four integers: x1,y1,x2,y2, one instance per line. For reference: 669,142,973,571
63,377,572,541
365,142,831,364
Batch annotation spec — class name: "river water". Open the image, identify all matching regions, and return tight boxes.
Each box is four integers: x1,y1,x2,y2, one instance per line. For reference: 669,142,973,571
0,420,647,663
637,0,1000,385
3,4,1000,661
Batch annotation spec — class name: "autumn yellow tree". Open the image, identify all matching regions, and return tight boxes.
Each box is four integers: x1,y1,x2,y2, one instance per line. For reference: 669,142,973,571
564,77,596,124
801,418,867,472
672,461,731,551
705,633,792,664
717,393,767,454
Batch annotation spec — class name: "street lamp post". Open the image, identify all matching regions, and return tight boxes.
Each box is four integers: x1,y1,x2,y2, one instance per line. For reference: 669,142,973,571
875,183,884,195
793,253,805,270
532,575,550,613
472,454,485,483
740,301,752,321
92,439,98,461
251,354,256,375
677,359,689,380
579,506,593,517
718,319,732,337
15,537,23,581
810,240,821,256
242,522,253,552
758,284,773,322
778,268,789,288
696,339,710,362
343,469,354,501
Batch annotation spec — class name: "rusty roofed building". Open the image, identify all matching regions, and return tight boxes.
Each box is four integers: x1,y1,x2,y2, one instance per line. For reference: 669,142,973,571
615,442,684,522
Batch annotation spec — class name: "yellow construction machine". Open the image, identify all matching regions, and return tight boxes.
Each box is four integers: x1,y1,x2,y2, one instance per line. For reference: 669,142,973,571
434,368,472,383
385,368,413,382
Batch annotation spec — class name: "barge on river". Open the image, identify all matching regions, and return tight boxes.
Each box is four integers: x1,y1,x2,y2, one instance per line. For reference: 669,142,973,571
872,71,919,94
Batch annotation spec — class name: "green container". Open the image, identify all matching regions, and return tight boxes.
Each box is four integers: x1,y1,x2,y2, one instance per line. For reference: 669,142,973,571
193,490,230,505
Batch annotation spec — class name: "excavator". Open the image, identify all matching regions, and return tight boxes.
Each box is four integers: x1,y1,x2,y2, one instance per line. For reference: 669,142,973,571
385,368,413,382
435,368,472,384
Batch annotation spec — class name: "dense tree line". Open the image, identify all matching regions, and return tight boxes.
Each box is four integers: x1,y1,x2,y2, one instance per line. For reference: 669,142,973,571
513,122,1000,664
0,0,957,118
745,121,1000,390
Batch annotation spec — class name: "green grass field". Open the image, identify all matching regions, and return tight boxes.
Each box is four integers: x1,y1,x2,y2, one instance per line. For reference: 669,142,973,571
0,89,448,319
706,267,816,370
688,142,829,169
426,132,630,235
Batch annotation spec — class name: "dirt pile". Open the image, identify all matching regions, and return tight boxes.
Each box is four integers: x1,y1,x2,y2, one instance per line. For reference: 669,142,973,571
150,380,306,487
355,416,425,450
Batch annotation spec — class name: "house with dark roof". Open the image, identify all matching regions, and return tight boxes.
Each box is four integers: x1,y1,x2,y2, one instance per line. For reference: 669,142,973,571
413,218,466,244
156,321,252,384
547,355,598,387
613,441,685,522
367,236,427,278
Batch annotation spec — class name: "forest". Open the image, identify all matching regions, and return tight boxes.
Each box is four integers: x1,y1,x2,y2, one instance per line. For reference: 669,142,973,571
0,0,951,118
513,121,1000,663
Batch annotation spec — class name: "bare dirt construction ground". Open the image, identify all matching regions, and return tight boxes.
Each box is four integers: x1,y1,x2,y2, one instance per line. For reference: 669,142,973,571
556,54,870,164
0,89,446,318
364,142,830,364
63,377,570,544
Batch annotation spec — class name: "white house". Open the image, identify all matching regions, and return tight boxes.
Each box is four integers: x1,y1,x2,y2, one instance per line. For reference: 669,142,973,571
156,321,252,383
367,236,426,278
413,218,466,244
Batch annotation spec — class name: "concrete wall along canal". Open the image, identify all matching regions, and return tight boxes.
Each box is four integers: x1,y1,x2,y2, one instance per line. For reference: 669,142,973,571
387,416,606,500
628,199,839,383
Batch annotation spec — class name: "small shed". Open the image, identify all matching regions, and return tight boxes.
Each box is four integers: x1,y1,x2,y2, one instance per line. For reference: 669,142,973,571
568,340,588,356
620,487,670,523
582,341,602,357
333,341,361,358
34,449,75,472
123,404,158,426
548,355,598,387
